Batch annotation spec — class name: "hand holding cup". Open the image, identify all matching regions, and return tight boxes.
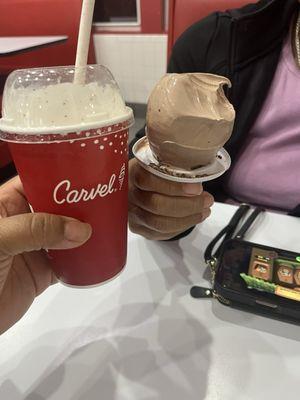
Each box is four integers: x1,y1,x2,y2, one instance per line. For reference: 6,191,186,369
0,177,91,334
129,159,214,240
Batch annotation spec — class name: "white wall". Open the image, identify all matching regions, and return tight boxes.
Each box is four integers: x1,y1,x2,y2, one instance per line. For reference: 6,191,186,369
93,34,168,104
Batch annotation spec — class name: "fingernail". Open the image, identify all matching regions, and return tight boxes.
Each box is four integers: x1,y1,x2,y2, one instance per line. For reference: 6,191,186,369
64,220,92,243
182,183,203,196
204,195,214,208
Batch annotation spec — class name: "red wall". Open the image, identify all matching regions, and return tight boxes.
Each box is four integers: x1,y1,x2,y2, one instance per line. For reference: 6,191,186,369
140,0,164,33
0,0,95,74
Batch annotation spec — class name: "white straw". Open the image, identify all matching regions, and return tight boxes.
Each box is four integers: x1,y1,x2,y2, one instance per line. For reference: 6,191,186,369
74,0,96,84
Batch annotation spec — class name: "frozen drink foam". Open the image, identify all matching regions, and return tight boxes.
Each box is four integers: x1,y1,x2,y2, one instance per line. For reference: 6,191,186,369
1,67,132,134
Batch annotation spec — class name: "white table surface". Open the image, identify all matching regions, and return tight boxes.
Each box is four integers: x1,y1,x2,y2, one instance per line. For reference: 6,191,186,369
0,202,299,400
0,36,68,56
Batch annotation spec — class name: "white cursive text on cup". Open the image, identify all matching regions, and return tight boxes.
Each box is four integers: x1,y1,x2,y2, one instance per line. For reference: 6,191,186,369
53,175,116,205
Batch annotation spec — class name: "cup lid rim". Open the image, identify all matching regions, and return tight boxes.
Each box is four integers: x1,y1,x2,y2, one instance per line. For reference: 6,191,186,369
0,107,134,135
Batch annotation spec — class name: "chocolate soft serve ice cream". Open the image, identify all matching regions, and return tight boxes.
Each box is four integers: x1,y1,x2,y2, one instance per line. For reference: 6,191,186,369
146,73,235,170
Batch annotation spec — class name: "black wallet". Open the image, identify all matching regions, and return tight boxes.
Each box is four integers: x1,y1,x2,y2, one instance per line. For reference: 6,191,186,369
191,204,300,324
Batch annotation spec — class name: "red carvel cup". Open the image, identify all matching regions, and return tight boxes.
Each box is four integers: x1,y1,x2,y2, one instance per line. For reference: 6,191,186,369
0,65,134,287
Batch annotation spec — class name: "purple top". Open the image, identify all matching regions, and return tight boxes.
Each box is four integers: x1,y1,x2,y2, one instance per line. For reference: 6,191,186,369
225,32,300,211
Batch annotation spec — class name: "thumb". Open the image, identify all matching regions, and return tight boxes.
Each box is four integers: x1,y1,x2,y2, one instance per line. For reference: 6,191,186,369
0,213,92,257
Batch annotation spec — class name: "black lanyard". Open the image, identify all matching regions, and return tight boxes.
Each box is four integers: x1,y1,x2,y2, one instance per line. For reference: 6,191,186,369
191,204,265,299
204,204,265,263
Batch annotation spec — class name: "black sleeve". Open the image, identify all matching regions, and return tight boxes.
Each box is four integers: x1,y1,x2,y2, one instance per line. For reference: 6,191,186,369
129,13,219,158
167,12,218,73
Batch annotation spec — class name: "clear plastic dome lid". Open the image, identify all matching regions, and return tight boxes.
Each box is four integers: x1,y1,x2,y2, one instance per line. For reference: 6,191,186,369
0,65,134,135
